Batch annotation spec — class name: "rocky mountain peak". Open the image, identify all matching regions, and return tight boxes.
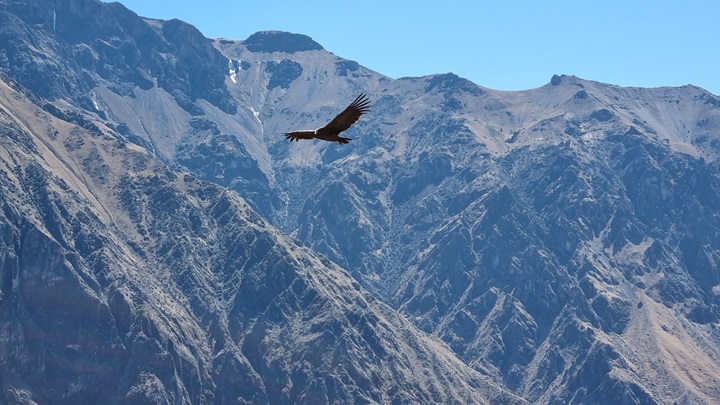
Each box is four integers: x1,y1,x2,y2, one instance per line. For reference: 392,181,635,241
0,0,236,114
242,30,324,53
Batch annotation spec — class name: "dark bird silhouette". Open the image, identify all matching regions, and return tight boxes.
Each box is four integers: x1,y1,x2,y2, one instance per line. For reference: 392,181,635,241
283,93,370,144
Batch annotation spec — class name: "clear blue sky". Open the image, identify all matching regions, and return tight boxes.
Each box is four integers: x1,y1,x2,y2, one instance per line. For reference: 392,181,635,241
106,0,719,95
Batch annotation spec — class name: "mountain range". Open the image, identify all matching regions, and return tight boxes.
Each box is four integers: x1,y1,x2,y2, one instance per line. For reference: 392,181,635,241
1,0,720,404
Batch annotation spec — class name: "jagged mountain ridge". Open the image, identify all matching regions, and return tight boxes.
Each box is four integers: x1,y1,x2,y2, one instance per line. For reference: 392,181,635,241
0,70,521,403
1,0,720,403
187,36,720,405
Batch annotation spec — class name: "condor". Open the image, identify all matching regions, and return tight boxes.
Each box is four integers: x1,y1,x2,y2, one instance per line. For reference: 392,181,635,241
283,93,370,144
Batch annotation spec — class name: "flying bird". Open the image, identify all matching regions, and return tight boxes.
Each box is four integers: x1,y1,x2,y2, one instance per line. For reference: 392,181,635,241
283,93,370,144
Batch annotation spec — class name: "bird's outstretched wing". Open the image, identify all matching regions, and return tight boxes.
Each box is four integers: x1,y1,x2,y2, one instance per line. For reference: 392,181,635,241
317,93,371,135
283,130,316,142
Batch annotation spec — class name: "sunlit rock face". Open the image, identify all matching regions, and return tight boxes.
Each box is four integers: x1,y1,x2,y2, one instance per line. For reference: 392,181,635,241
0,68,520,405
2,0,720,403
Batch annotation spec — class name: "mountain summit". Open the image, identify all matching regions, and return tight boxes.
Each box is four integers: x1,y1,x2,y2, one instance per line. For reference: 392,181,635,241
242,30,325,53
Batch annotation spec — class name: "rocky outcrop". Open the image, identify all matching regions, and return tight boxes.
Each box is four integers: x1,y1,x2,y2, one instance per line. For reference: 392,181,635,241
243,31,324,53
